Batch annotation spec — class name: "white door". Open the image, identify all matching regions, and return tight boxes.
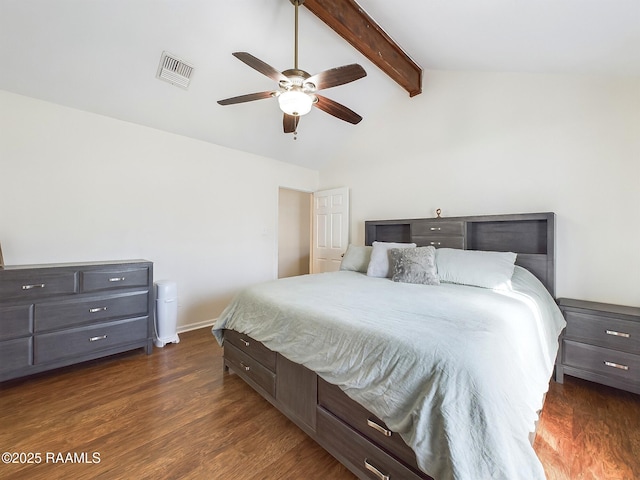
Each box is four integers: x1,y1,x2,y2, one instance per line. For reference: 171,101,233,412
312,187,349,273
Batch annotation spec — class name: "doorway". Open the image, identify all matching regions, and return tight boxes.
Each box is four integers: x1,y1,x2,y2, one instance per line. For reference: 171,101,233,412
278,188,312,278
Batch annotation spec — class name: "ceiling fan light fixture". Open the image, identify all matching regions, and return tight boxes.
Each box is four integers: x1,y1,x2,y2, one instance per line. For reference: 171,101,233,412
278,89,313,116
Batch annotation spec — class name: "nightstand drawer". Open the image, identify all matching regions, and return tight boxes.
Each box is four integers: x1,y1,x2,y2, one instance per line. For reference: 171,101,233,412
412,221,464,236
82,267,150,292
0,271,77,300
34,317,148,364
224,343,276,397
0,304,32,340
224,329,276,371
565,310,639,353
563,340,639,383
34,291,149,332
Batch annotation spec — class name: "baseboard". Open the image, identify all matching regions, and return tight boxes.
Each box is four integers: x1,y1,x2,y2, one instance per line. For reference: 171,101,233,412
177,318,217,334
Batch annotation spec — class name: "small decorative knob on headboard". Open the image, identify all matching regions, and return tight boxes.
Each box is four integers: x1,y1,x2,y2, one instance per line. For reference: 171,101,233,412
435,208,442,218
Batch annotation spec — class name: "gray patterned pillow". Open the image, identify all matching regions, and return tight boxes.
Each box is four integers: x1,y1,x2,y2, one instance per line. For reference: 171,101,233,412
389,246,440,285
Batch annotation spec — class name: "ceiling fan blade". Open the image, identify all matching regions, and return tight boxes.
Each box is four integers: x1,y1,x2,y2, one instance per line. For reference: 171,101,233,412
217,91,274,106
306,64,366,91
283,114,300,134
314,95,362,124
232,52,289,83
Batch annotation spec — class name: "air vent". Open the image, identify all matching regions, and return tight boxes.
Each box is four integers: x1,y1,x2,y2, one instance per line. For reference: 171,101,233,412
156,51,194,89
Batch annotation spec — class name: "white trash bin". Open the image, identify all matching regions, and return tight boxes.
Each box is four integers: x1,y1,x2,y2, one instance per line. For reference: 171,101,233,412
154,280,180,348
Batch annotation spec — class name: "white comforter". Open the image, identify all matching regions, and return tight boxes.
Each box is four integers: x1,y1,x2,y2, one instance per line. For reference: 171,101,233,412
212,266,565,480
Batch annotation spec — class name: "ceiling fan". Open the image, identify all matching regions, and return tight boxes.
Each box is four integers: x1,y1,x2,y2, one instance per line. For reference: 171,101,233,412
217,0,367,136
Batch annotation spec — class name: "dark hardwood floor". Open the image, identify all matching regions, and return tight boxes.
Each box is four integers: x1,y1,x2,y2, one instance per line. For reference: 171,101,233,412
1,328,638,480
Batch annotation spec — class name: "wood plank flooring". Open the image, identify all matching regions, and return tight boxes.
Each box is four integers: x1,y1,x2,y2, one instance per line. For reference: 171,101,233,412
1,328,638,480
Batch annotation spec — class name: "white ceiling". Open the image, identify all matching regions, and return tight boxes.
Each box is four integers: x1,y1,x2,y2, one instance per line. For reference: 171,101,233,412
1,1,638,170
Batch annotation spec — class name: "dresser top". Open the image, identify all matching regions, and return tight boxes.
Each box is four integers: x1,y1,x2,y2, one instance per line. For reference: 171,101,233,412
0,259,151,271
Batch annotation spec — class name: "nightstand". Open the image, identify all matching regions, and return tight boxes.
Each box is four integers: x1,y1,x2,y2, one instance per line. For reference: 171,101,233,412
555,298,639,394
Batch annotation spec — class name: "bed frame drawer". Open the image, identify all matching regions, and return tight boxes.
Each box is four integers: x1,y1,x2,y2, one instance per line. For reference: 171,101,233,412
411,221,464,237
224,343,276,398
411,220,465,250
413,235,465,249
224,329,276,371
318,378,420,472
317,407,431,480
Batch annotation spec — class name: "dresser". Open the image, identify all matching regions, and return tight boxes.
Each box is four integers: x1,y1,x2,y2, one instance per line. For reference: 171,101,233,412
555,298,640,394
0,260,154,382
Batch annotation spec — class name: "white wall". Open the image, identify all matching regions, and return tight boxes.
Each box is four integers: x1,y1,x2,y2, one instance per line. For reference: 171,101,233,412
0,90,318,329
319,71,640,307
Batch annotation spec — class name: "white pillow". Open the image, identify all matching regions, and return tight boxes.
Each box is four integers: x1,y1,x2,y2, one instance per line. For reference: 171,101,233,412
366,241,416,278
436,248,517,289
340,245,372,273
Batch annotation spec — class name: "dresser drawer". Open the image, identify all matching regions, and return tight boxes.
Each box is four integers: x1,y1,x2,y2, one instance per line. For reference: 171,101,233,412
34,317,148,364
0,304,33,340
34,291,149,332
413,235,465,249
0,271,77,300
82,266,150,292
318,378,419,471
412,221,464,237
565,310,639,354
0,337,32,373
317,407,429,480
224,329,276,371
224,343,276,398
563,340,639,384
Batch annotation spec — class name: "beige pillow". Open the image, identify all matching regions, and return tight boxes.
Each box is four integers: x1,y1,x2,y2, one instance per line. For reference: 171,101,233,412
340,245,372,273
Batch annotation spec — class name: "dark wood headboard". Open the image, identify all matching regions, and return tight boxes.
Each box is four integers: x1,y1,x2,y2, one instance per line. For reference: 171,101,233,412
365,212,556,296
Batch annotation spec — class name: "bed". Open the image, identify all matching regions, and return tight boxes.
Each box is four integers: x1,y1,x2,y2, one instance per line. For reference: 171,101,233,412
212,212,565,480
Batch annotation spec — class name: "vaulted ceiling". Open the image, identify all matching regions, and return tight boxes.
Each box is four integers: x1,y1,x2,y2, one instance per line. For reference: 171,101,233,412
1,1,638,169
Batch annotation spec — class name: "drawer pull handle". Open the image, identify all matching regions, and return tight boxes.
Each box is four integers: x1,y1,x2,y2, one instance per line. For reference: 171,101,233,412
430,241,441,246
364,459,390,480
604,361,629,371
367,418,393,437
240,338,250,347
89,335,107,342
89,307,108,313
22,283,45,290
108,277,126,282
606,330,630,338
430,227,441,231
239,361,250,372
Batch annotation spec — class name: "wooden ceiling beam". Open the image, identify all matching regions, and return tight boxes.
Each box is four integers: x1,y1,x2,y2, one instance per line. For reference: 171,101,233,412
303,0,422,97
